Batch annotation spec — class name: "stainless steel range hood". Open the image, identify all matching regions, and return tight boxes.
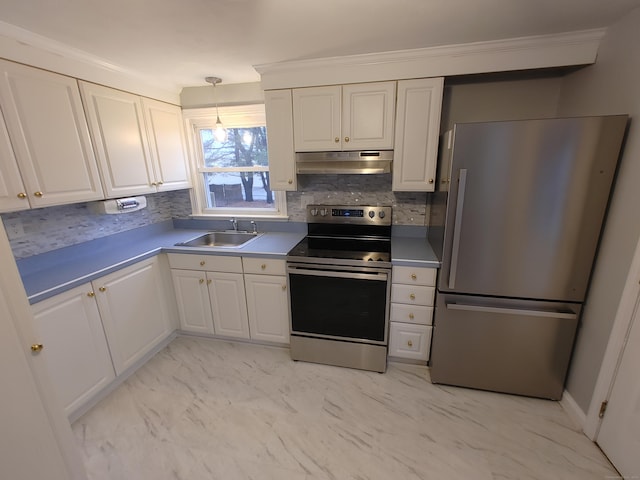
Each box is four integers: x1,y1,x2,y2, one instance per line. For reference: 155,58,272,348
296,150,393,174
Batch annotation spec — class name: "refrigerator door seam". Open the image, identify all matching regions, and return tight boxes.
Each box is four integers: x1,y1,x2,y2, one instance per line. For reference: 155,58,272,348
448,168,467,289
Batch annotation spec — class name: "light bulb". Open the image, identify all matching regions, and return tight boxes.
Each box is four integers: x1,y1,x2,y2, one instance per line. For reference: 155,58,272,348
214,116,228,143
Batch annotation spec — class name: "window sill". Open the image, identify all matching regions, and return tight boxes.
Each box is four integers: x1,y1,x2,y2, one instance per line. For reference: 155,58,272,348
189,213,290,222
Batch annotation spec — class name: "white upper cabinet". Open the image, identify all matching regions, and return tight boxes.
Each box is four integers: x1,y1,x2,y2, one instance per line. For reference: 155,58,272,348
0,109,28,212
0,60,104,208
342,82,396,150
80,82,156,198
142,98,190,192
392,77,444,192
80,82,190,198
292,81,396,152
293,85,341,151
264,89,296,190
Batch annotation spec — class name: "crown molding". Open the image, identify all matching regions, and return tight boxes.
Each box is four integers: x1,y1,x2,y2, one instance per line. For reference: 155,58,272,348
255,29,606,90
0,21,180,104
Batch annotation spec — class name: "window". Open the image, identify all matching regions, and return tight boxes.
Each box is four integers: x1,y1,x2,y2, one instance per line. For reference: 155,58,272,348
184,105,287,218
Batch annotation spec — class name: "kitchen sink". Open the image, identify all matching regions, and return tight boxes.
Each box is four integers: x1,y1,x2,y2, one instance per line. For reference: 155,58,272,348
176,231,263,248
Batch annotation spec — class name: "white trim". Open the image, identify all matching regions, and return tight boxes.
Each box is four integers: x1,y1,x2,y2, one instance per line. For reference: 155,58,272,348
583,234,640,440
0,21,179,104
182,105,287,218
560,390,587,430
255,29,605,90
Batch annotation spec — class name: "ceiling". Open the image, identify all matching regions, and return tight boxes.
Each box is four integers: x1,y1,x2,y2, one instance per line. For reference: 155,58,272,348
1,0,639,92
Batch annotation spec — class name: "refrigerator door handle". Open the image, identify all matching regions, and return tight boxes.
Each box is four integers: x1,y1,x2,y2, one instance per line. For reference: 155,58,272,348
446,302,578,320
448,168,468,289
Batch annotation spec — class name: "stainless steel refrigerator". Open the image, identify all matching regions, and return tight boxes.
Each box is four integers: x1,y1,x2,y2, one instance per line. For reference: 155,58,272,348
428,116,628,400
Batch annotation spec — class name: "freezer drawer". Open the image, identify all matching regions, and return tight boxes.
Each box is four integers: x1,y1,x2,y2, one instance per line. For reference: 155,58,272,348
430,293,580,400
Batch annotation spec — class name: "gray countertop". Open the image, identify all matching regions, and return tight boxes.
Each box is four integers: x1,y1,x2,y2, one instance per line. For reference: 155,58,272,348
17,220,439,304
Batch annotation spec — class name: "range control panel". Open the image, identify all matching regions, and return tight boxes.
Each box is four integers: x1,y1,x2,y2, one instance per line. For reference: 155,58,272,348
306,205,392,226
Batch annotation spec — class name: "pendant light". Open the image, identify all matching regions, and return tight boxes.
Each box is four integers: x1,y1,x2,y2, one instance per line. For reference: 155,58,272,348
205,76,228,143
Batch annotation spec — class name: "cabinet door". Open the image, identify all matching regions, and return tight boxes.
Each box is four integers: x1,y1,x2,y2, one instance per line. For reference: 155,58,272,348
342,82,396,151
388,323,432,361
264,90,296,190
293,85,341,152
392,78,444,191
207,271,250,339
142,98,190,192
80,81,156,198
0,108,29,212
245,273,290,344
31,284,115,418
94,257,172,375
0,60,104,207
171,269,214,334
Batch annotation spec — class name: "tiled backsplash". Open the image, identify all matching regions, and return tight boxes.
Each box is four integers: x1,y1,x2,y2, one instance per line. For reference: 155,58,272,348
2,190,192,259
3,176,428,259
287,174,428,224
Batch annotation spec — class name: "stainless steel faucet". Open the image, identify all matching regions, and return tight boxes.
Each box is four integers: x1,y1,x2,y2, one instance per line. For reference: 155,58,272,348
250,220,258,233
230,217,238,231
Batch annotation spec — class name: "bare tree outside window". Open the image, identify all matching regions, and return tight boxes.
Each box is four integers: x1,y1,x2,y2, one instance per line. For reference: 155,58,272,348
199,126,273,208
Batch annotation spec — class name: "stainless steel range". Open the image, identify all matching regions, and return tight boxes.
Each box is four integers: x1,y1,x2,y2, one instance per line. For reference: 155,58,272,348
287,205,392,373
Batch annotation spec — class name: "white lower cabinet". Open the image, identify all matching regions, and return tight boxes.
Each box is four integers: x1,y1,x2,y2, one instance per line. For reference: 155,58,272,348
94,256,173,375
168,254,290,345
31,284,116,418
168,254,249,340
171,269,215,334
243,257,289,344
388,265,437,362
30,255,173,418
208,271,250,339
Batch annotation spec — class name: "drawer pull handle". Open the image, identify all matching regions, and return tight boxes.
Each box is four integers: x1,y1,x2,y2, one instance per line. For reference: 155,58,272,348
409,313,414,319
261,264,267,270
344,136,350,143
407,340,413,348
31,343,44,353
17,192,27,199
199,278,204,284
282,285,287,291
411,273,417,280
288,179,293,184
87,291,95,297
34,191,43,197
99,287,107,292
409,293,416,300
207,279,212,285
200,260,206,266
334,137,340,143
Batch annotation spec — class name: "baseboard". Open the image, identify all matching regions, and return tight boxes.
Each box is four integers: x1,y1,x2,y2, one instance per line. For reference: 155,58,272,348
560,390,587,431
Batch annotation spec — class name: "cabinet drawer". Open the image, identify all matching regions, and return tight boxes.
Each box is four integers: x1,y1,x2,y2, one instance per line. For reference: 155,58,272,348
392,266,436,286
242,257,286,275
388,323,432,361
167,253,242,273
390,303,433,326
390,284,435,306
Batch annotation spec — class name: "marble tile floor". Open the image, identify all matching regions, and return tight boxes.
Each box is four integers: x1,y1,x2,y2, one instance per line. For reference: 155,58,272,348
72,336,617,480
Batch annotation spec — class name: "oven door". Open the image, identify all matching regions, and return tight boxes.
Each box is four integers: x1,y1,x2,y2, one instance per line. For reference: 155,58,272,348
287,262,390,345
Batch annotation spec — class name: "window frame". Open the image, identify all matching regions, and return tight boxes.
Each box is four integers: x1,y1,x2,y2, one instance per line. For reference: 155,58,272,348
183,105,287,219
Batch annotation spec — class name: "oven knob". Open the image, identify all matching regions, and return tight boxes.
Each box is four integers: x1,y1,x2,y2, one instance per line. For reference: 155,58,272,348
310,208,318,216
368,210,375,219
378,211,386,219
320,208,328,216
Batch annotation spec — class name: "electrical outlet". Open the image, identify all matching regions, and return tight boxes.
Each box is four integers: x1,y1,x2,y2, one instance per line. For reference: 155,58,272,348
3,218,25,239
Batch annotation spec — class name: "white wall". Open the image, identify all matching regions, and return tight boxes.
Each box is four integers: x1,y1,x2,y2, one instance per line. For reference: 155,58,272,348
557,7,640,414
441,75,563,130
180,82,264,108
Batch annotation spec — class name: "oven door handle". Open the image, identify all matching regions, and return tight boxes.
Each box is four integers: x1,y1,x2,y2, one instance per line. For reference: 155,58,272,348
287,267,388,281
